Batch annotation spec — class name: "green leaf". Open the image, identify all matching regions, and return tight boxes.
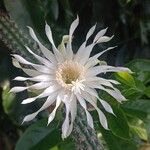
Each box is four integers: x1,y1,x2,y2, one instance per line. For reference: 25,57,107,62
130,124,148,141
115,72,135,87
122,99,150,120
144,87,150,98
107,106,130,139
126,59,150,72
99,127,137,150
15,119,61,150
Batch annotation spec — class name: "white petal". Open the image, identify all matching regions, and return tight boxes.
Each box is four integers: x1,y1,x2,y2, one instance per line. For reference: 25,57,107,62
67,16,79,59
85,81,126,102
21,68,41,77
29,82,51,90
12,55,51,74
25,46,54,69
97,108,108,129
85,46,116,68
22,85,60,104
69,16,79,37
103,88,126,102
22,112,38,123
74,24,96,62
45,23,64,63
77,43,96,65
22,97,36,104
28,26,56,63
86,65,132,77
13,76,29,81
93,27,108,43
47,94,62,125
62,101,70,139
76,94,94,129
81,92,108,129
22,92,58,123
86,77,114,88
14,75,53,82
12,54,32,65
10,87,27,93
45,23,56,48
86,24,97,40
62,112,69,139
99,99,114,115
61,92,76,139
97,35,114,43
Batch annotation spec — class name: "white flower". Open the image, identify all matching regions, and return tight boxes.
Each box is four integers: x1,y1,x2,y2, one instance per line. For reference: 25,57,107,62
10,16,132,139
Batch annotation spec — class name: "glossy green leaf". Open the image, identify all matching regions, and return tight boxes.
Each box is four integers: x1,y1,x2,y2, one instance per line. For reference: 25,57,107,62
122,99,150,120
115,72,135,87
99,126,137,150
130,124,148,141
144,87,150,98
107,106,130,139
126,59,150,72
15,119,61,150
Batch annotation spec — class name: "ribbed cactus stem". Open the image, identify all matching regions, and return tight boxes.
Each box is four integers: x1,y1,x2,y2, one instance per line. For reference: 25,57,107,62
72,104,104,150
0,13,41,61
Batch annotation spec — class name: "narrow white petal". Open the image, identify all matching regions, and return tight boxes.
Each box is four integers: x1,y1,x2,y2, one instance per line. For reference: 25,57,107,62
36,85,60,100
76,94,94,129
28,26,57,63
10,87,27,93
108,79,120,85
77,43,96,65
38,92,58,112
12,54,32,65
22,97,36,104
47,95,62,124
69,16,79,37
12,55,51,74
81,92,108,129
64,94,77,139
67,16,79,59
99,99,114,115
13,76,29,81
45,23,56,48
86,65,132,77
93,27,108,43
86,24,96,40
25,46,54,69
21,68,41,77
62,113,69,139
29,82,51,90
14,75,54,82
22,85,60,104
22,92,58,123
97,108,108,129
75,24,96,62
12,59,41,76
97,35,114,43
103,88,126,102
45,23,64,62
85,82,126,102
22,112,38,123
62,101,70,139
86,77,114,88
85,46,116,68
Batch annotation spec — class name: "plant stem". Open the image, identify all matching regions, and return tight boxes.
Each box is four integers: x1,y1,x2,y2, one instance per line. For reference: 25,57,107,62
72,104,104,150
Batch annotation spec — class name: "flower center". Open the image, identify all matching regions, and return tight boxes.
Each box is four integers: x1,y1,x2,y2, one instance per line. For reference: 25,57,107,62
56,61,85,89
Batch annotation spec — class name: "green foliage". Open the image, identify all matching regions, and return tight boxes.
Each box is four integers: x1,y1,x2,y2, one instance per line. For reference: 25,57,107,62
15,119,61,150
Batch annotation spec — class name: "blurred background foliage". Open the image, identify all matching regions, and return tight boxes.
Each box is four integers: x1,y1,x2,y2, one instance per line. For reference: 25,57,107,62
0,0,150,150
